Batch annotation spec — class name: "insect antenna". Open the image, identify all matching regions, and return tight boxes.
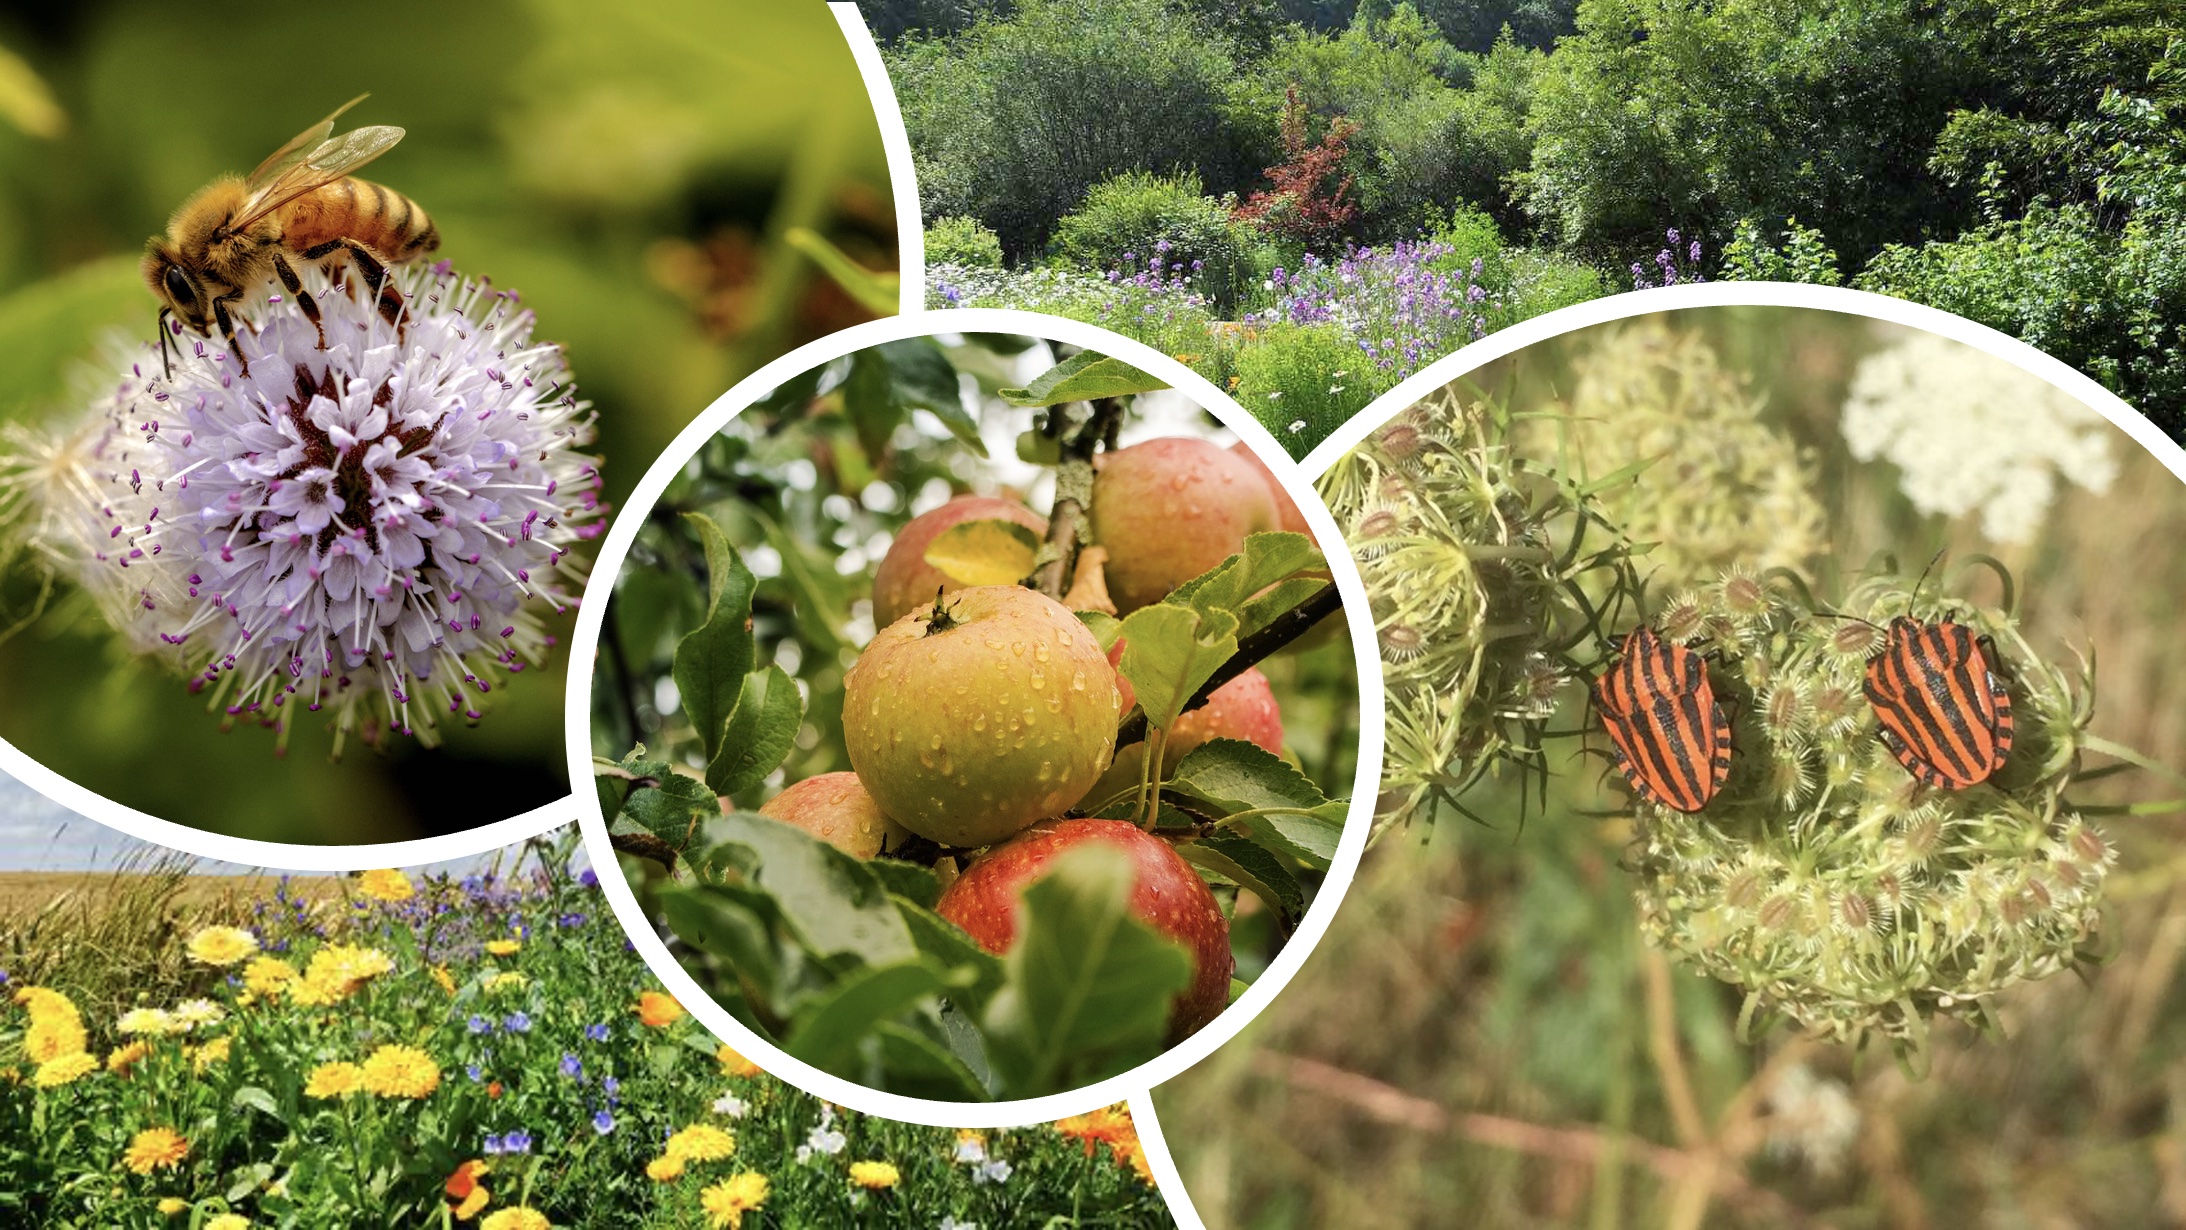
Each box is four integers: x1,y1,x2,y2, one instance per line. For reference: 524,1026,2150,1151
155,306,176,380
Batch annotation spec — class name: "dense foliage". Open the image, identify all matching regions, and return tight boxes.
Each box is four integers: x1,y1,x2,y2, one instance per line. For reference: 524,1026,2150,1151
890,0,2186,445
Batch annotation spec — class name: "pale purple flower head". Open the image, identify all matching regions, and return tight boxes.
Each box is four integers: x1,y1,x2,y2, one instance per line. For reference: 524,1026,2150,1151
34,263,602,753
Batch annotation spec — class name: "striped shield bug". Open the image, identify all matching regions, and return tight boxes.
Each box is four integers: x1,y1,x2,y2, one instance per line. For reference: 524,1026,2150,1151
1863,614,2014,789
1592,626,1733,813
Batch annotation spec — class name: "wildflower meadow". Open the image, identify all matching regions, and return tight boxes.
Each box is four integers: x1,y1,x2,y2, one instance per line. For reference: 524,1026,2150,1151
0,833,1172,1228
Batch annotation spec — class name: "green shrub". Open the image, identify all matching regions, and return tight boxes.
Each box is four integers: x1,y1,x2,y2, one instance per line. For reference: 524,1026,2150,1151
1498,248,1610,323
1719,217,1846,285
1050,170,1260,312
924,215,1004,268
1232,322,1378,455
1426,202,1508,281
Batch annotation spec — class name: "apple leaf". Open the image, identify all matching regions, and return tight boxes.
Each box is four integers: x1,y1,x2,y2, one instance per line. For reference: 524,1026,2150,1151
996,350,1170,406
875,1022,992,1102
705,664,803,797
922,518,1041,587
843,338,987,460
784,958,951,1075
1117,602,1239,732
981,845,1193,1096
659,883,785,1006
893,894,1006,1015
867,860,942,909
1165,739,1347,871
1175,835,1305,931
1074,610,1122,654
1238,576,1333,640
603,749,720,856
1166,531,1323,622
672,513,757,766
692,813,917,966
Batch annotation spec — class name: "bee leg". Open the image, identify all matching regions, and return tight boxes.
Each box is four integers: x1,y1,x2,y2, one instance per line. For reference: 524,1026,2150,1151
333,239,406,340
270,253,324,350
211,295,250,378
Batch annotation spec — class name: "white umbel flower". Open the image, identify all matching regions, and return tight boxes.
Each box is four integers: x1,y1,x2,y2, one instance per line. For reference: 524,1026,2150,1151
1840,331,2117,544
24,262,602,754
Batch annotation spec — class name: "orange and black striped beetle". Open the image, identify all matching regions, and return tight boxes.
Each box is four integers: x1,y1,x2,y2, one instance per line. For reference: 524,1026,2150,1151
1863,615,2014,789
1592,626,1733,813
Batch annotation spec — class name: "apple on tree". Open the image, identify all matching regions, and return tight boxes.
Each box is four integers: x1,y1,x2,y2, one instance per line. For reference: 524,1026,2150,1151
870,494,1047,628
752,771,911,860
936,817,1235,1039
1090,437,1278,612
842,585,1120,848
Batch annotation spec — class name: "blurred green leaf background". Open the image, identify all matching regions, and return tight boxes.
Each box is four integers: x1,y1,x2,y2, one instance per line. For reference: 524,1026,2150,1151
0,0,896,842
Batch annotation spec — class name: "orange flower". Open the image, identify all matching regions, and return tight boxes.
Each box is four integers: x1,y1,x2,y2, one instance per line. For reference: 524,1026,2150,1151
716,1044,760,1078
123,1126,189,1175
445,1160,492,1221
487,1081,504,1099
635,991,685,1028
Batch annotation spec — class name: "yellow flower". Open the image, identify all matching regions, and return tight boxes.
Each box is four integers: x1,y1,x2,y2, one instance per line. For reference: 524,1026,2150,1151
205,1216,248,1230
242,956,298,997
304,1061,364,1099
361,1044,441,1099
191,1037,231,1072
298,944,396,1003
455,1187,491,1220
357,868,414,902
107,1041,150,1074
123,1126,189,1175
664,1123,736,1163
157,1197,187,1216
645,1155,686,1183
700,1173,769,1229
185,925,260,967
18,987,86,1062
33,1051,97,1088
431,965,457,995
636,990,685,1028
848,1160,899,1190
485,939,521,957
715,1044,760,1078
479,1209,549,1230
485,972,528,992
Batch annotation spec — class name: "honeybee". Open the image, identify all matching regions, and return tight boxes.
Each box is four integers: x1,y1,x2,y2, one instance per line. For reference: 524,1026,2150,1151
143,94,440,378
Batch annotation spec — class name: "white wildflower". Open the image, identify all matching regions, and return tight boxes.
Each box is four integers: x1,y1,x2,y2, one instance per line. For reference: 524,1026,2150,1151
1841,331,2116,544
1761,1063,1860,1178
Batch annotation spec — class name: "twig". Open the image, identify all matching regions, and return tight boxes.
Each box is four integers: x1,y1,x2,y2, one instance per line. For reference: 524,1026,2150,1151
1253,1051,1817,1228
1033,398,1124,599
610,831,680,869
1113,582,1344,748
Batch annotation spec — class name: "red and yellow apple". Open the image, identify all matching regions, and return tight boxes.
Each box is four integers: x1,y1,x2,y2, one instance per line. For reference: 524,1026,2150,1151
935,817,1234,1039
1090,437,1277,612
1228,440,1312,536
843,585,1120,847
871,495,1047,628
754,772,912,860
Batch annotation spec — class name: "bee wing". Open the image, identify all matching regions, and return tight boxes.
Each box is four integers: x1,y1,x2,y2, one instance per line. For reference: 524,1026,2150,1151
232,124,406,232
245,93,371,189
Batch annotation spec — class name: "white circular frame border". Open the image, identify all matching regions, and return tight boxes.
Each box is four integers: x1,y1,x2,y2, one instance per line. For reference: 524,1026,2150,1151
564,308,1388,1129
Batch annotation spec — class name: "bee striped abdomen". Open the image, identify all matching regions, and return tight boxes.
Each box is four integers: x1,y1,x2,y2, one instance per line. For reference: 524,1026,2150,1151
1593,627,1733,813
284,178,438,261
1864,616,2013,789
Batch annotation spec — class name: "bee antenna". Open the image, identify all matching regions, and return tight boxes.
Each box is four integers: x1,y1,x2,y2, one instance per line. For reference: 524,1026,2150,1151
155,306,174,381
